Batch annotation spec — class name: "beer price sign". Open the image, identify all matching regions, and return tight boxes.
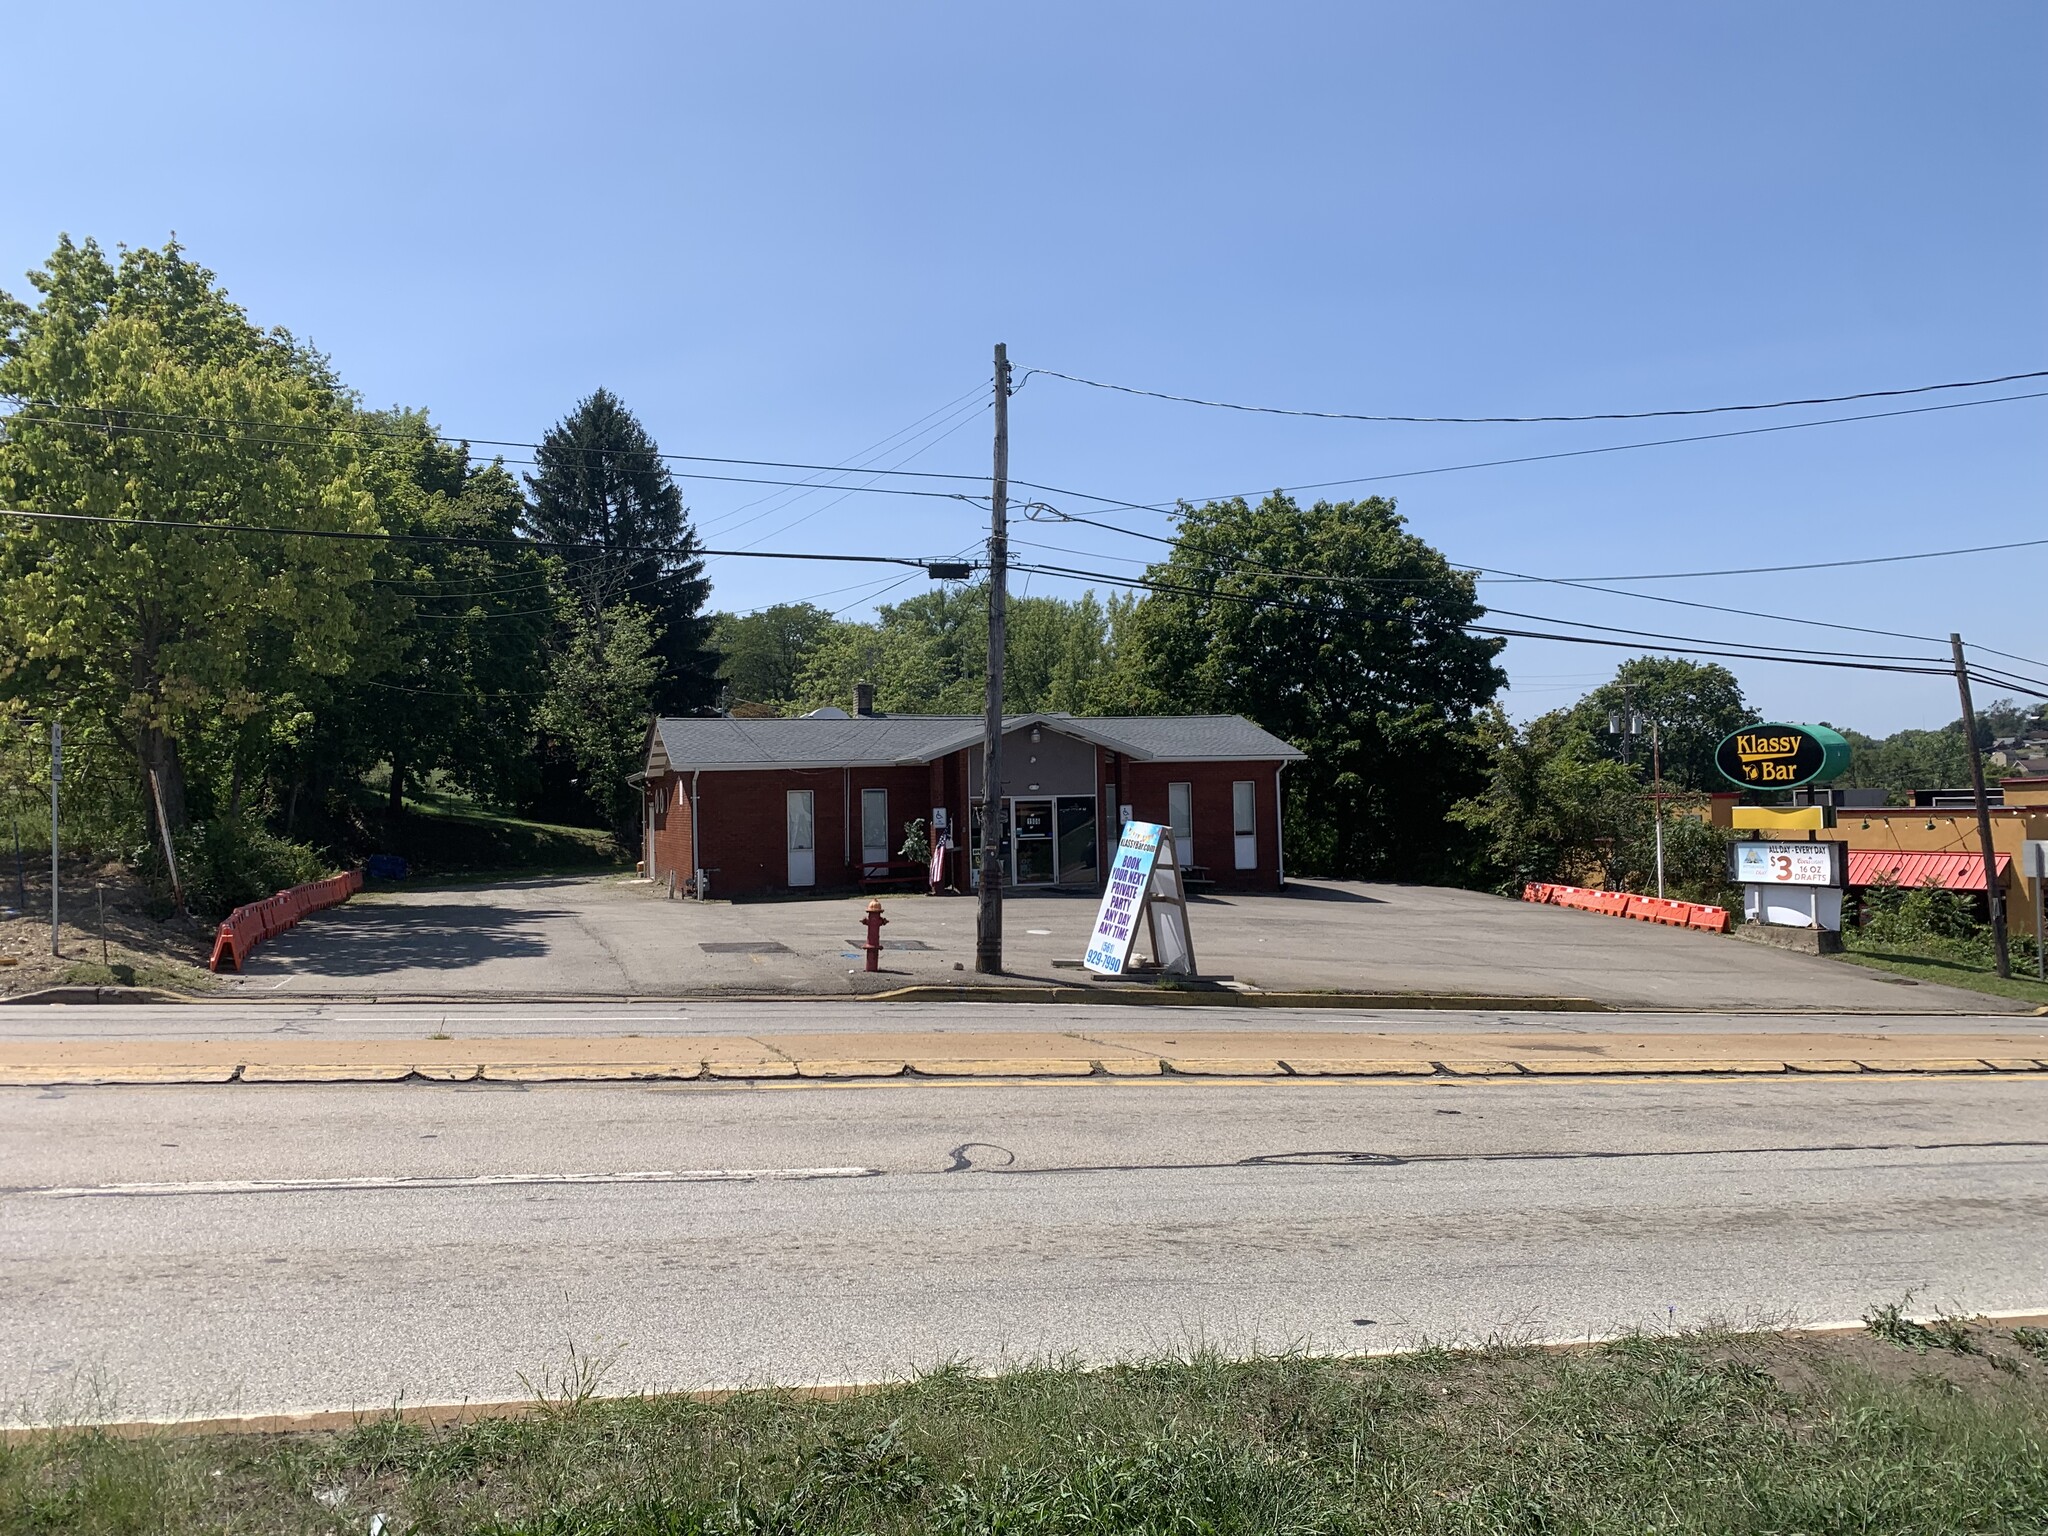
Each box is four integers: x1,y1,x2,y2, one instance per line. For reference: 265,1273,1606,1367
1729,840,1847,888
1714,722,1851,790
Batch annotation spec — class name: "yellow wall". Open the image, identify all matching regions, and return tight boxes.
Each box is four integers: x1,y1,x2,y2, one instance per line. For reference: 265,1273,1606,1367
1828,794,2048,938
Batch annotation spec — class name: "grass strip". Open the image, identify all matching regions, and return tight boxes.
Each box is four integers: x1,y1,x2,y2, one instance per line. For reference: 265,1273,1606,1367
1839,941,2048,1008
6,1325,2046,1534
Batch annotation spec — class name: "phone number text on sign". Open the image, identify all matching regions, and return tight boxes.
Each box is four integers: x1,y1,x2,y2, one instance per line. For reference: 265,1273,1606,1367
1732,843,1837,886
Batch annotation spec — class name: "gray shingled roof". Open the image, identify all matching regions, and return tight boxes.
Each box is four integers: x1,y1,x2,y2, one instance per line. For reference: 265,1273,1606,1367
649,712,1302,772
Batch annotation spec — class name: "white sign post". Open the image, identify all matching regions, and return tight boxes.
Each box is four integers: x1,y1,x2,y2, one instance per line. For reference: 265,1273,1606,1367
1084,821,1196,977
2025,840,2048,982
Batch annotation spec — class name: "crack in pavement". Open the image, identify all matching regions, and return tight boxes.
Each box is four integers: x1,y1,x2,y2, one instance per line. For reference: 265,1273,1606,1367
941,1138,2048,1177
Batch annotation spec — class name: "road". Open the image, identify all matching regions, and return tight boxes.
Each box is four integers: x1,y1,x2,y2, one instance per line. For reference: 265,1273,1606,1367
6,1064,2046,1424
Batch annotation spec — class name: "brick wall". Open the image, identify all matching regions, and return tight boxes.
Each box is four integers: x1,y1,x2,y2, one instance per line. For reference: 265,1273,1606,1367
686,766,938,899
654,755,1289,898
1122,760,1286,890
646,772,695,889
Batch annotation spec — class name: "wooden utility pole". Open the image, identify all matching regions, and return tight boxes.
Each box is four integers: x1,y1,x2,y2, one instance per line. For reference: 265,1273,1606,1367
48,717,60,957
976,344,1011,974
1952,632,2010,978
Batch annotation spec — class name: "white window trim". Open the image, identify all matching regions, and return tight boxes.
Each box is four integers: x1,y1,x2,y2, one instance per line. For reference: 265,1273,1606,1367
1232,780,1257,870
861,786,889,864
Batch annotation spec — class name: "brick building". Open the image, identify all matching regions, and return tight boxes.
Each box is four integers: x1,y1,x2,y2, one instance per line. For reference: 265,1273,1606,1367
637,701,1304,900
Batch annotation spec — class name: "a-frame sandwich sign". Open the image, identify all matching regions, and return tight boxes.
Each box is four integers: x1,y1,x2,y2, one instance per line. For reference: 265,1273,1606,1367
1083,820,1197,977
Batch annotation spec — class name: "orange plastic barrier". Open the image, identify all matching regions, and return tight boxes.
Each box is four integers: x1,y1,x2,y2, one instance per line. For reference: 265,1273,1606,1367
208,869,364,972
1521,881,1729,937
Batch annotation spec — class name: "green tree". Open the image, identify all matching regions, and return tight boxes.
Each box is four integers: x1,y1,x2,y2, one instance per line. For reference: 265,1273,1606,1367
1837,698,2037,803
304,418,552,820
789,585,986,715
1450,708,1646,890
536,601,663,843
1127,493,1505,881
784,585,1145,719
0,237,377,837
1565,657,1750,792
525,389,715,714
1455,684,1741,903
710,602,835,708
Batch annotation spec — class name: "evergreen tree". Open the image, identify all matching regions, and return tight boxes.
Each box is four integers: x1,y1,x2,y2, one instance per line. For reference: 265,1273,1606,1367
525,389,716,713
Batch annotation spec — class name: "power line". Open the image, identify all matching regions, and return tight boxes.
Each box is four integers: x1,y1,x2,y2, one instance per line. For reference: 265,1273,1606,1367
0,411,991,505
1006,388,2048,516
0,507,962,570
1018,500,2048,668
695,385,988,537
1,395,997,488
1516,536,2048,585
1004,557,1962,679
1467,624,1955,678
724,395,991,553
1476,606,1945,666
1020,364,2048,424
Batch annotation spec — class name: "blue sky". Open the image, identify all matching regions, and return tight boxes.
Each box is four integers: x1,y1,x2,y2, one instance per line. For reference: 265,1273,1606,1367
6,2,2042,734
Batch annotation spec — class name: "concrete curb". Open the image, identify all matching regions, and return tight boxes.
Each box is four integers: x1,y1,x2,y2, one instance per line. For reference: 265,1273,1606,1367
862,985,1614,1010
0,986,196,1007
11,1308,2045,1443
6,984,2010,1017
4,1038,2045,1088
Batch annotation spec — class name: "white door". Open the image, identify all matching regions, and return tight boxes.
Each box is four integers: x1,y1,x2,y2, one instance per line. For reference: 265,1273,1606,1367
786,790,815,887
860,787,889,870
1232,780,1257,870
1167,781,1194,867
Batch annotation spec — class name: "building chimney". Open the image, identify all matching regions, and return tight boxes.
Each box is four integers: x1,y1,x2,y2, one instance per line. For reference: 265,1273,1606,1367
853,682,876,717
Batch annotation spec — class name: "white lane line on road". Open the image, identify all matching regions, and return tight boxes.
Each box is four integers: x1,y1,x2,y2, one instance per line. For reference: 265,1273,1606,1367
25,1166,881,1198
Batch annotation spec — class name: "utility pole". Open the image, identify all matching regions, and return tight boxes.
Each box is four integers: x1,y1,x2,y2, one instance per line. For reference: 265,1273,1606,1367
1952,633,2010,979
48,717,60,957
975,343,1011,975
1649,713,1666,900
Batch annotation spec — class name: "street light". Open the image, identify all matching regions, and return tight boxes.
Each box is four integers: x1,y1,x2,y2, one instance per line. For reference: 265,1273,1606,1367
1609,699,1666,899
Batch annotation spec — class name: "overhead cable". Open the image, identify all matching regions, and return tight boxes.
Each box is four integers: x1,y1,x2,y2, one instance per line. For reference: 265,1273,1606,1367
1006,389,2048,516
1,394,996,487
1003,558,1963,679
0,507,961,569
1019,365,2048,424
1018,500,2048,668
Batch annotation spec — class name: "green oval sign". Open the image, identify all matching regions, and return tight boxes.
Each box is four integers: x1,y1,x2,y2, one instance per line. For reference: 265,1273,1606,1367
1715,722,1851,790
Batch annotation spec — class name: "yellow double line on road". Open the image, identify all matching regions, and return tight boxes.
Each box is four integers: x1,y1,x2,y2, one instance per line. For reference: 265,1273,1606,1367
3,1029,2045,1086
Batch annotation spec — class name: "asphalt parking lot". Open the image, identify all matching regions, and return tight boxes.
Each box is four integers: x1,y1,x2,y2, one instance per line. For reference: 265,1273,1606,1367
213,874,2009,1011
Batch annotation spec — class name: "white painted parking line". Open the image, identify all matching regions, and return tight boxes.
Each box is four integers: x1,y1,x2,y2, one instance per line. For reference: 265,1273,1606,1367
27,1166,881,1198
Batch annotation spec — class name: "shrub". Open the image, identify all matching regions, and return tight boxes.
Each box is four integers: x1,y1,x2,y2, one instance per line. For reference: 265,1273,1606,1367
1855,874,2040,969
157,817,330,919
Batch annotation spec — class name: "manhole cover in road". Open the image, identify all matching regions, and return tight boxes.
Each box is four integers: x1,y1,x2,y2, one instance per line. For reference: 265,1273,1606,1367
846,938,934,951
699,941,792,955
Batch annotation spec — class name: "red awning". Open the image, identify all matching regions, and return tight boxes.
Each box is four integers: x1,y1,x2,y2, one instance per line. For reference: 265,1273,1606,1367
1847,850,2011,892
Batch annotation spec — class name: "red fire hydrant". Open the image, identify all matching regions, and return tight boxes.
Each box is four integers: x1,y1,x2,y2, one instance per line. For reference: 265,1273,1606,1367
862,898,888,972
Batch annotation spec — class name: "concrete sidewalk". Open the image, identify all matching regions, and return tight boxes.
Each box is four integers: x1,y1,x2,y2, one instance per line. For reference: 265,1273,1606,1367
5,1025,2044,1085
213,875,2015,1013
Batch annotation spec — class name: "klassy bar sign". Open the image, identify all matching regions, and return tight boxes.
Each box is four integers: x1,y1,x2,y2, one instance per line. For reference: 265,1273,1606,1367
1714,722,1850,790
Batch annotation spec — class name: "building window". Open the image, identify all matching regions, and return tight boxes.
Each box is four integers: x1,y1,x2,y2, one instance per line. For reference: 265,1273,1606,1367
1168,781,1193,866
861,787,889,867
1232,781,1256,870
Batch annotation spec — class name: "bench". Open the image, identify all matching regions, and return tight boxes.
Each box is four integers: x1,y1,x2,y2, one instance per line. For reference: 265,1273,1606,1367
858,860,930,892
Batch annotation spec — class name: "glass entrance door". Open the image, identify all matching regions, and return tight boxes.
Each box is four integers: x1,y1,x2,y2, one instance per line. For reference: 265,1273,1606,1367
1055,796,1097,886
1011,798,1056,885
